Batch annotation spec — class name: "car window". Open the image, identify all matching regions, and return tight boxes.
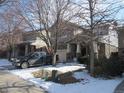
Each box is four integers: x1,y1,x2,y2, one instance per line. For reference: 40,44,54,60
31,53,39,59
25,53,32,57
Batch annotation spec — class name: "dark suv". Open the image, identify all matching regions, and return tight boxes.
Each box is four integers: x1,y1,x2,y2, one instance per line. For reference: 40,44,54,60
11,52,52,69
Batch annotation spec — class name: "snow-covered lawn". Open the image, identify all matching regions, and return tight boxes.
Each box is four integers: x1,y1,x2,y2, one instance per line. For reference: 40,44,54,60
9,63,123,93
0,59,122,93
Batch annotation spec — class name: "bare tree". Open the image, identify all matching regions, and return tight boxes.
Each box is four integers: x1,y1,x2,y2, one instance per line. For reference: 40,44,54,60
11,0,122,69
72,0,122,75
0,9,24,59
0,0,18,7
16,0,77,65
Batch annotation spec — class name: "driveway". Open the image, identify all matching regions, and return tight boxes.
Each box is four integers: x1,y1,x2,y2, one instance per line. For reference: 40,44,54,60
0,70,47,93
0,59,15,70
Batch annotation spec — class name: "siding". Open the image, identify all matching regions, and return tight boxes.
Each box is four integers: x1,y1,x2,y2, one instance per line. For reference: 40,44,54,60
56,49,67,62
105,44,118,58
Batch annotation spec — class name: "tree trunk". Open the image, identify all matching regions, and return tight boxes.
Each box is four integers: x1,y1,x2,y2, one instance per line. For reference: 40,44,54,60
90,39,95,76
53,53,57,66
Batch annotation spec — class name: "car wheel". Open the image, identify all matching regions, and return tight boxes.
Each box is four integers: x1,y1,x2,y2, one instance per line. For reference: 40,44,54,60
21,62,29,69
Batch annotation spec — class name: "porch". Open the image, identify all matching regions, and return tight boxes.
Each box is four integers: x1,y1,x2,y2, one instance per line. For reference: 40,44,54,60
66,43,90,62
15,42,36,57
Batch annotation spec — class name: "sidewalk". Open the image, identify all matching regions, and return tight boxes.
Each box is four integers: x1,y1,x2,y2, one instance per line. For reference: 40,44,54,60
0,70,47,93
114,80,124,93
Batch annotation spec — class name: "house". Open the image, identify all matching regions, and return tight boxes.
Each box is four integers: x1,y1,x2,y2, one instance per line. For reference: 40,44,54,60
0,30,48,58
13,21,118,62
51,22,118,62
0,21,118,62
50,21,90,62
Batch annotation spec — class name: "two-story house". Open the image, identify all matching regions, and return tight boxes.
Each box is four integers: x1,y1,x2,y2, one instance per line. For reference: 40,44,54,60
52,22,118,62
0,21,118,62
15,21,118,62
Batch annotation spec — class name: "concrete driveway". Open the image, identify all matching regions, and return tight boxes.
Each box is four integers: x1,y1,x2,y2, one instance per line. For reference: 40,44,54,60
0,70,47,93
0,59,15,70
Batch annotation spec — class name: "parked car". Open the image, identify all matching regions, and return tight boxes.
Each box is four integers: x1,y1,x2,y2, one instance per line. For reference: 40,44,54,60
10,52,52,69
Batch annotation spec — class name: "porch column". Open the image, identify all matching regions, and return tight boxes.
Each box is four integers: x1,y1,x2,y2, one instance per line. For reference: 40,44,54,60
76,43,81,53
67,44,71,53
31,46,35,53
76,43,81,58
66,44,71,61
25,44,28,56
93,42,98,59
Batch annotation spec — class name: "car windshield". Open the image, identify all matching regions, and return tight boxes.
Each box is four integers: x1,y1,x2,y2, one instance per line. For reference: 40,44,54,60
24,52,46,58
32,52,40,58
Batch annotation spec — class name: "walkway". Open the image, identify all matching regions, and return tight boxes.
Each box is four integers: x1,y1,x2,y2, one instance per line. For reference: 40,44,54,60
0,70,47,93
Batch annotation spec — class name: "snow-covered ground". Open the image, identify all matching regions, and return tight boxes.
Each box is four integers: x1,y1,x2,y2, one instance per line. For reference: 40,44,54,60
0,59,123,93
9,63,123,93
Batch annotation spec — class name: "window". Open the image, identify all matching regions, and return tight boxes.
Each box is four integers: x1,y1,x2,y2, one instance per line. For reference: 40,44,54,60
31,53,39,59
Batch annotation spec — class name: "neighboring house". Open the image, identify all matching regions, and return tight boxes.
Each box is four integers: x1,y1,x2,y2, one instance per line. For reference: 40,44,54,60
0,30,48,58
14,30,47,57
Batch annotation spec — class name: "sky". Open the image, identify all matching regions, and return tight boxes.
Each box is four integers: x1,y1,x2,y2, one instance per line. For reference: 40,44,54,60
71,0,124,19
0,0,124,24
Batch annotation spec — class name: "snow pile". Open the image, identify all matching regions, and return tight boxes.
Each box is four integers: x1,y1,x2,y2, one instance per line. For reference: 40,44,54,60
44,65,85,73
10,67,41,79
10,64,123,93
